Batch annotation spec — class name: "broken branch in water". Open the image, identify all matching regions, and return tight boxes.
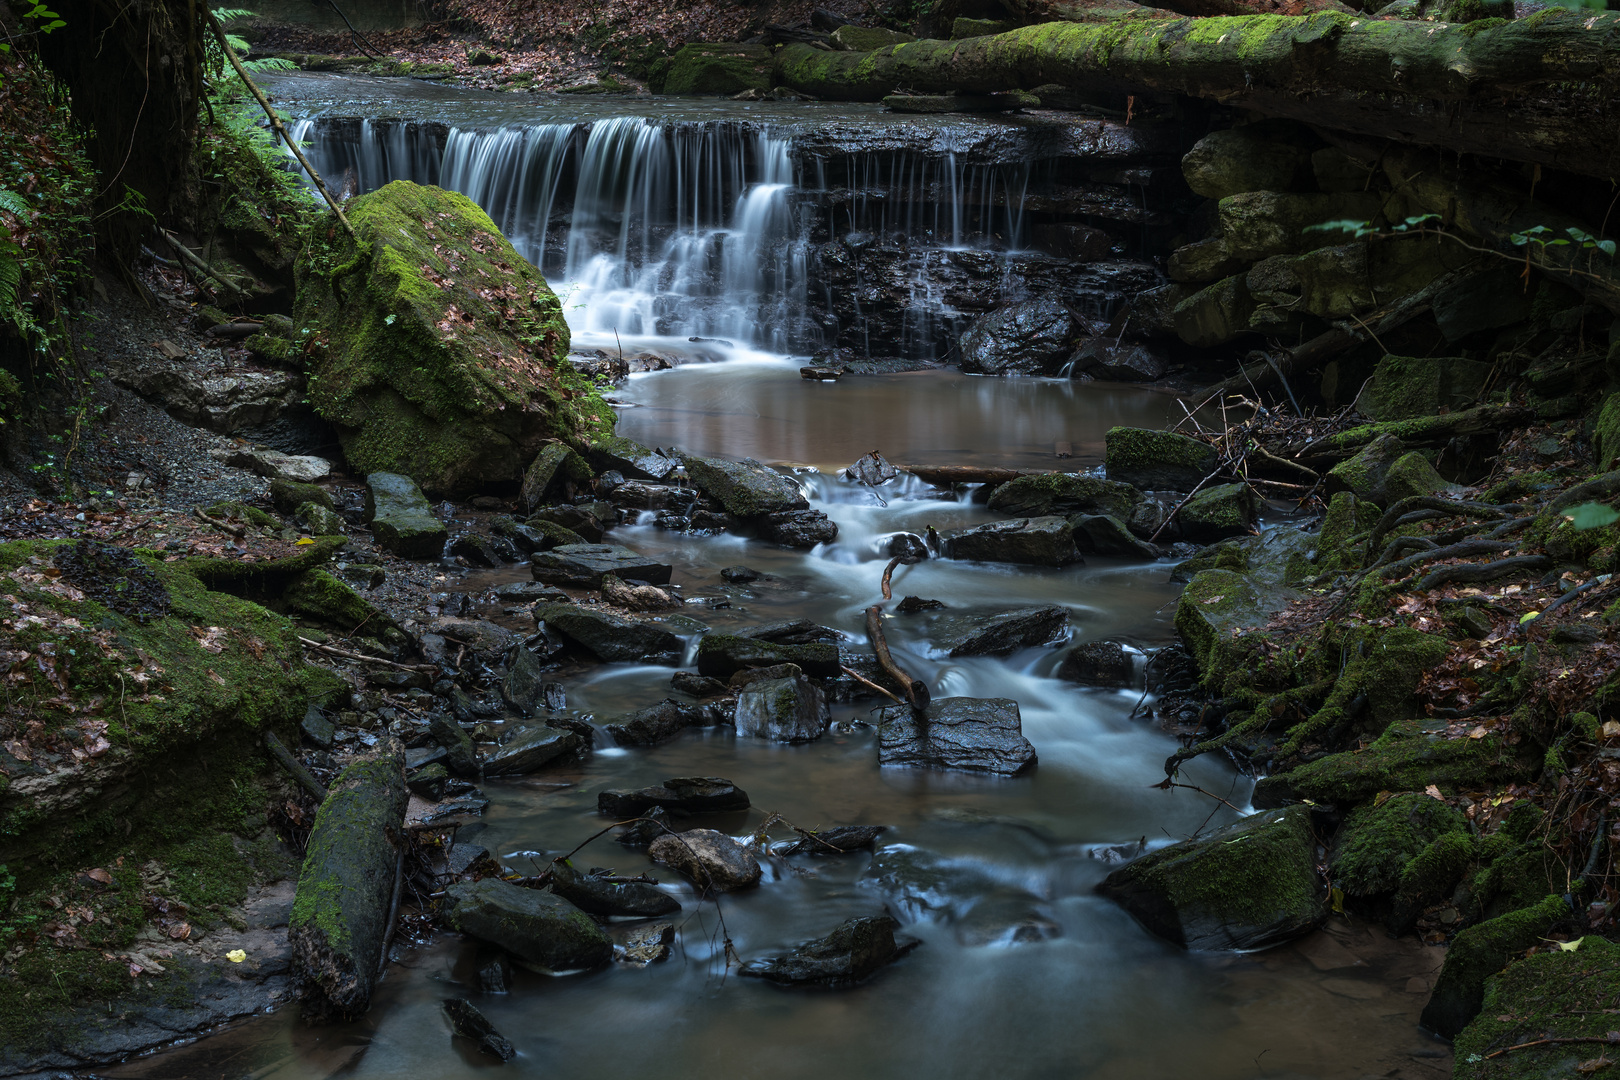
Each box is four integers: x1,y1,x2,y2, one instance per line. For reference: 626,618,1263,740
840,664,904,705
880,555,904,600
865,604,930,713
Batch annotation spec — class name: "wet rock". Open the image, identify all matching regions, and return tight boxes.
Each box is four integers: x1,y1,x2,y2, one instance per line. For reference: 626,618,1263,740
888,532,928,561
1071,514,1160,559
501,645,552,716
739,915,915,987
600,573,681,612
481,724,582,776
740,619,844,645
1360,354,1493,423
296,501,346,537
680,453,808,517
877,697,1038,776
534,602,682,664
1057,640,1136,688
443,877,613,972
492,580,570,604
364,472,448,559
548,861,682,918
476,948,511,993
598,777,750,817
696,634,841,679
520,443,591,514
301,706,335,751
895,596,946,613
615,806,673,848
760,508,839,548
449,534,509,567
530,544,673,589
938,516,1078,567
1181,126,1314,200
588,436,679,481
1096,805,1323,951
420,793,492,823
958,298,1078,376
776,825,888,856
1070,338,1170,382
930,606,1069,657
1173,568,1299,673
528,503,607,543
407,745,450,772
620,921,675,964
648,829,762,891
428,712,478,776
1177,482,1262,543
428,618,518,664
735,675,830,743
442,998,516,1061
720,565,760,583
1104,428,1218,492
407,762,451,800
671,671,730,698
986,474,1142,520
606,480,681,510
604,699,714,747
661,42,772,96
729,662,801,689
1032,221,1114,261
846,450,899,487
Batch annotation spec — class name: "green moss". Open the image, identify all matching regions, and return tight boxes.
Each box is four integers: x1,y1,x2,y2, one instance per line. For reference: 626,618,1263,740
281,568,401,645
1331,791,1470,897
661,43,773,95
1421,894,1572,1038
269,478,334,514
521,518,587,547
1454,936,1620,1078
1592,392,1620,471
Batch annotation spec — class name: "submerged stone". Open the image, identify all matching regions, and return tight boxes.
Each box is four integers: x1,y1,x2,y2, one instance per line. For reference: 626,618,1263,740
598,776,750,817
1096,805,1322,951
530,544,673,589
442,998,516,1061
739,915,916,987
877,697,1037,776
443,877,612,972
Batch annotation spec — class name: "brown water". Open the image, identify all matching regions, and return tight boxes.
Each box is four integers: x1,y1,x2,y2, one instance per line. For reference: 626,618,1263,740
105,360,1451,1080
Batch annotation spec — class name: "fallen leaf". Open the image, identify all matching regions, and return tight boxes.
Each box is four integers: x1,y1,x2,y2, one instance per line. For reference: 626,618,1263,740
1201,595,1226,605
166,921,191,941
1425,784,1444,800
227,949,246,963
86,868,112,885
1604,721,1620,739
1468,725,1490,739
1576,1054,1611,1074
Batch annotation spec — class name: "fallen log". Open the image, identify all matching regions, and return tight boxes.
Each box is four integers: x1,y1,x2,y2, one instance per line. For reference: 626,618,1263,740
776,12,1620,178
264,730,328,802
1304,405,1536,459
289,738,408,1022
866,605,930,713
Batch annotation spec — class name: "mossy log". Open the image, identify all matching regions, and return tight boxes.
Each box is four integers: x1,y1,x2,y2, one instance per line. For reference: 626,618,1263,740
776,12,1620,178
288,740,408,1022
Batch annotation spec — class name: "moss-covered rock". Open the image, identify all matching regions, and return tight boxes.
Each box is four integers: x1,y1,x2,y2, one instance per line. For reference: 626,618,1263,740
1326,433,1409,507
1174,568,1297,673
831,25,916,50
295,501,346,537
1105,427,1219,492
1177,482,1262,542
1097,805,1322,950
1453,935,1620,1078
1330,792,1473,931
1360,354,1494,422
680,454,808,518
282,568,404,648
269,478,333,514
1171,275,1256,347
986,473,1143,520
661,43,773,95
519,443,593,514
1592,391,1620,471
444,877,613,972
1217,191,1386,262
295,181,610,497
1180,126,1314,200
938,516,1079,567
1382,451,1454,504
363,472,447,559
1421,894,1573,1039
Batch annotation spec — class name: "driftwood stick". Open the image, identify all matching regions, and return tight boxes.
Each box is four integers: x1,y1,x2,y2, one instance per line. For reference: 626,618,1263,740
194,507,246,537
205,8,358,239
264,730,328,801
840,664,904,706
376,844,406,975
866,605,929,713
298,636,436,673
880,555,904,600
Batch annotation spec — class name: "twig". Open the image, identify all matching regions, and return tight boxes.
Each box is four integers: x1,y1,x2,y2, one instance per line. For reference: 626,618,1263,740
194,507,246,537
206,8,357,239
866,605,929,713
1147,465,1225,543
1486,1035,1620,1060
263,731,327,801
880,555,904,600
377,844,405,975
297,636,436,672
840,664,903,705
161,229,248,299
1151,776,1247,815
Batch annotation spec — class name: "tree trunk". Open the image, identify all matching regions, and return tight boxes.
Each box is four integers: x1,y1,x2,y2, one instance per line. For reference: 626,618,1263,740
776,12,1620,178
34,0,204,264
288,739,408,1023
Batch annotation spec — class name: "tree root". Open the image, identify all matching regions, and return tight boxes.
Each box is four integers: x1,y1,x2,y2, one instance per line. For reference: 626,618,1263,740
1378,538,1512,583
1415,555,1554,592
1366,496,1512,557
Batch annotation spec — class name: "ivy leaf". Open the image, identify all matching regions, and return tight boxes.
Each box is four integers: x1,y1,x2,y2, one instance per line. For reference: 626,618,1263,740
1562,502,1620,530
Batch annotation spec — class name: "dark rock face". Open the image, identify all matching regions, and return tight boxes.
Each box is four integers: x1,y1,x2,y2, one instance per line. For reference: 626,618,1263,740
760,508,839,548
548,861,682,918
776,825,888,856
877,697,1038,776
597,777,751,817
482,725,582,775
671,670,730,698
530,545,673,589
1071,514,1160,559
529,504,607,543
428,712,478,776
443,878,613,972
888,532,929,561
534,603,682,664
588,436,679,481
1071,338,1169,382
739,915,916,987
648,829,762,891
938,516,1079,567
930,606,1069,657
720,565,760,583
1057,640,1136,687
681,454,809,517
734,675,830,742
363,472,447,559
740,619,844,645
443,998,516,1061
697,634,841,679
519,443,591,514
603,699,715,747
986,474,1142,520
958,299,1078,376
1096,805,1323,951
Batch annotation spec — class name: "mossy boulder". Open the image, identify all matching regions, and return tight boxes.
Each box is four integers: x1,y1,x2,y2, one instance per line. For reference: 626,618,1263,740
443,877,613,972
680,454,808,518
937,516,1078,567
1592,391,1620,471
1360,354,1493,421
1453,935,1620,1077
1105,427,1219,492
1329,792,1473,931
661,43,772,95
1254,715,1530,808
986,473,1143,520
1171,275,1256,348
1177,482,1262,542
1174,568,1297,673
269,478,333,514
519,443,593,514
363,472,447,559
295,501,345,537
1382,451,1454,504
1097,805,1322,950
1180,126,1314,200
1326,433,1409,507
295,180,609,497
1421,894,1573,1039
282,568,404,648
588,435,679,481
831,25,916,50
1217,191,1385,262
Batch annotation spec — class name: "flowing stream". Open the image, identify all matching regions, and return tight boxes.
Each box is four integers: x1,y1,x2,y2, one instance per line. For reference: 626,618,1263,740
114,75,1450,1080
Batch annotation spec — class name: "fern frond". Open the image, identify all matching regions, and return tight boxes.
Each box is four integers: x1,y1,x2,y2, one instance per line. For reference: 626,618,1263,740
0,190,29,217
243,57,298,71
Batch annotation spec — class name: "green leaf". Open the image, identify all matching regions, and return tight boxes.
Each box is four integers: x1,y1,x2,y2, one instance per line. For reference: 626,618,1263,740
1519,611,1540,625
1304,219,1370,235
1562,502,1620,530
1599,240,1618,258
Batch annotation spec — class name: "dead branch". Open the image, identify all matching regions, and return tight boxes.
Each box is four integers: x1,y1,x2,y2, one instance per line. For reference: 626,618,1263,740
866,605,930,713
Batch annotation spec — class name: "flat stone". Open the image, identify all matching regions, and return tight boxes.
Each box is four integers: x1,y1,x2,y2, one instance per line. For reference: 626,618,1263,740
739,915,916,987
443,877,612,972
938,516,1078,567
530,544,672,589
534,602,682,664
363,472,448,559
680,454,808,518
481,724,581,776
648,828,762,891
597,776,750,817
929,606,1068,657
877,697,1038,776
